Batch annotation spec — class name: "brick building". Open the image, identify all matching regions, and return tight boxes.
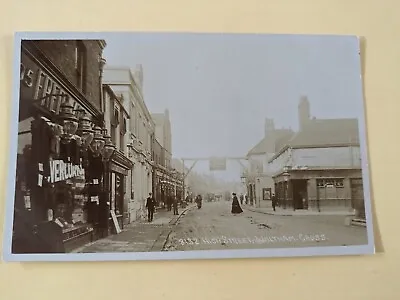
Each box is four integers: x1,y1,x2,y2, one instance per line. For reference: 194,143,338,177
13,39,113,254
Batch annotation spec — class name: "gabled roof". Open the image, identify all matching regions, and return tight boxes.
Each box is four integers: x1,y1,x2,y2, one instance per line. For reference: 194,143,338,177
268,118,360,163
287,118,359,148
247,129,294,156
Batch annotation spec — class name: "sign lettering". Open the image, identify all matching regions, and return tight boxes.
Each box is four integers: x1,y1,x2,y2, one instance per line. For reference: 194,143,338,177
49,160,85,183
19,51,84,115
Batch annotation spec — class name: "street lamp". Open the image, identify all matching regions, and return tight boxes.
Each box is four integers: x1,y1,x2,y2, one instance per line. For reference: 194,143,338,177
90,126,105,156
282,171,290,210
59,99,79,143
101,130,116,161
75,111,94,150
100,129,116,236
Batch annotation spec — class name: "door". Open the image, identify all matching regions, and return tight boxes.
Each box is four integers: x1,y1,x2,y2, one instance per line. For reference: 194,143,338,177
351,178,365,219
292,179,308,210
114,173,124,216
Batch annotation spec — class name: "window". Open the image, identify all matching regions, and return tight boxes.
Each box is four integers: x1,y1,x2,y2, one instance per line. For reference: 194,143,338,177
110,107,119,146
75,41,86,93
130,104,136,136
334,179,344,188
317,178,345,188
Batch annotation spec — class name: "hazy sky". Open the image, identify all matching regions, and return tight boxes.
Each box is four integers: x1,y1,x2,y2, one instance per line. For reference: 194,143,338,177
102,33,363,180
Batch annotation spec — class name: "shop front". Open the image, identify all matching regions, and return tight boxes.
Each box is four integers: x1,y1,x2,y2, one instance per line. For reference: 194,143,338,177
108,150,133,230
12,44,115,254
273,168,361,212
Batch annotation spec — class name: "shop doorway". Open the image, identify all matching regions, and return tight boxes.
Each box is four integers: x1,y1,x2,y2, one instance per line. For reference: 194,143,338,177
114,173,124,217
292,179,308,210
351,178,365,219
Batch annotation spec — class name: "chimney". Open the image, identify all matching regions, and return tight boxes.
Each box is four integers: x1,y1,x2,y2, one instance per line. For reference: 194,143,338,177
264,118,275,137
298,95,310,131
264,118,275,153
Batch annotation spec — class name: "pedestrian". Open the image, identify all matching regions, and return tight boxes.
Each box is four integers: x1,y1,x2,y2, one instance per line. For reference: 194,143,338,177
173,195,179,215
239,193,244,205
146,193,155,222
271,193,277,212
231,193,243,214
167,194,173,211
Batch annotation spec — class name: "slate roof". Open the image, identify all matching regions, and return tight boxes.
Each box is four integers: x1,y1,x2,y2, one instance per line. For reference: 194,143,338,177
287,118,359,148
247,118,360,159
247,129,294,156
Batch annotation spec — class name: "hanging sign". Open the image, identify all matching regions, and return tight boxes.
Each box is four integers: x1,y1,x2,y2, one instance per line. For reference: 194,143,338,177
209,157,227,171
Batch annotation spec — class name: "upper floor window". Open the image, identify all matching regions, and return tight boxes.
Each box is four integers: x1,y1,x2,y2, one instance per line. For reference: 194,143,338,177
120,117,127,152
75,41,87,93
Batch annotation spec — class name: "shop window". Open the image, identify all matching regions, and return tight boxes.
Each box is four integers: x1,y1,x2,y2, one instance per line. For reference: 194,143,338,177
334,179,344,188
75,41,87,93
317,178,344,188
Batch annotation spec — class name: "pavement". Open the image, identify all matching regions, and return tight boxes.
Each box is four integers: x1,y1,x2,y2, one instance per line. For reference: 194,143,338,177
163,200,369,251
70,204,195,253
242,203,356,216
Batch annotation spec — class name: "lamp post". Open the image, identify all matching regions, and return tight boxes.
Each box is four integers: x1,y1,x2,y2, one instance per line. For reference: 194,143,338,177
282,171,290,210
100,129,116,235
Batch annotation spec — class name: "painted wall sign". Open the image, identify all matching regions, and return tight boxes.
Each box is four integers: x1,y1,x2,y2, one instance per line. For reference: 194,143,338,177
20,50,88,116
49,159,85,183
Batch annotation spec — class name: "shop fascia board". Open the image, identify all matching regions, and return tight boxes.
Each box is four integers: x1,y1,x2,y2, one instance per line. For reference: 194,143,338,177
112,150,134,170
23,41,103,122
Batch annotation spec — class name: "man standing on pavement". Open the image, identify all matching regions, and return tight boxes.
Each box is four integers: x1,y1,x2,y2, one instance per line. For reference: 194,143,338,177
173,194,179,215
271,193,277,212
146,193,155,222
239,193,244,205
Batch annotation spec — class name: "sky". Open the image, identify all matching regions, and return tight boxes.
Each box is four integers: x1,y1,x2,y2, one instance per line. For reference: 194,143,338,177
102,33,364,181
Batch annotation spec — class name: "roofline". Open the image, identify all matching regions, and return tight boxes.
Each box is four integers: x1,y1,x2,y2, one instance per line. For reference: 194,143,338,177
103,66,155,127
268,143,360,163
98,40,107,50
102,84,130,119
271,166,362,178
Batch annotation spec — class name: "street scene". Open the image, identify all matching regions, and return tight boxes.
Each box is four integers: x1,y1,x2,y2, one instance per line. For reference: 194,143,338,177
7,32,371,259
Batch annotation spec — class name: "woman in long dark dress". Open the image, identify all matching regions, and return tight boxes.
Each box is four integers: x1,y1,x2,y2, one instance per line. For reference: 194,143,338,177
231,193,243,214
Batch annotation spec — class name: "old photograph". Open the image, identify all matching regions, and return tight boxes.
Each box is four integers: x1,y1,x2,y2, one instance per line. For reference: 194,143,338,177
3,32,374,261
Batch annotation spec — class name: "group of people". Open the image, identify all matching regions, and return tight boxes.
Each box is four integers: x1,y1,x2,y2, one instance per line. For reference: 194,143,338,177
145,190,276,223
145,192,180,223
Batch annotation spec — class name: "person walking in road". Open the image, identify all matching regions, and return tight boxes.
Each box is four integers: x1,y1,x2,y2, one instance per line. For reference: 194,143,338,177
173,195,179,215
239,193,244,205
231,193,243,214
146,193,155,222
271,193,277,212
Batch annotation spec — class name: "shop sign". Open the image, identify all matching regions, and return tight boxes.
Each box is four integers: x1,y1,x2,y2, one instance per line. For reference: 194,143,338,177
49,159,85,183
20,51,86,116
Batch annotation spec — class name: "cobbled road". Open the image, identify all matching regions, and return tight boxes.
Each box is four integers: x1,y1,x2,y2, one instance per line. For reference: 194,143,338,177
163,200,368,251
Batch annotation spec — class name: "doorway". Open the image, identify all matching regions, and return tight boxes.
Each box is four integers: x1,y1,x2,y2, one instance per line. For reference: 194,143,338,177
114,173,124,216
291,179,308,209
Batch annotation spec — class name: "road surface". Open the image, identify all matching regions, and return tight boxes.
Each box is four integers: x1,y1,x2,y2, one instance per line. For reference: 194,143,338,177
163,200,369,251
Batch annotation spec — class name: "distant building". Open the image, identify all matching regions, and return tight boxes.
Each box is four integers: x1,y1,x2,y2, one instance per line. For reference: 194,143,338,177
103,65,155,223
151,110,172,168
268,97,364,215
245,117,294,208
102,84,133,227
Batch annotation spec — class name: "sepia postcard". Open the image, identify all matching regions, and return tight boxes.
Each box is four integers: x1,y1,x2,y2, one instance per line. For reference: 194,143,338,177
2,32,375,262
